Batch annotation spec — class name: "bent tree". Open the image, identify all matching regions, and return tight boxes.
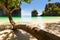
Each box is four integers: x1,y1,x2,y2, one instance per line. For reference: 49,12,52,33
0,0,32,28
0,0,60,40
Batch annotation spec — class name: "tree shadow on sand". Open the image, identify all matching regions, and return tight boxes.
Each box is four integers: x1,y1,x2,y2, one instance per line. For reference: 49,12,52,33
14,30,30,40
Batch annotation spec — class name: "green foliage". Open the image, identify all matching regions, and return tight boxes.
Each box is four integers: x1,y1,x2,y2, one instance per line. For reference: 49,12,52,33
48,0,51,2
22,0,32,3
41,2,60,16
0,0,5,2
54,8,60,11
0,0,32,8
8,0,21,7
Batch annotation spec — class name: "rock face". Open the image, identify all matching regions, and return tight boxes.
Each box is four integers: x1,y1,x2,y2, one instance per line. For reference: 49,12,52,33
0,7,21,17
41,2,60,16
31,10,38,17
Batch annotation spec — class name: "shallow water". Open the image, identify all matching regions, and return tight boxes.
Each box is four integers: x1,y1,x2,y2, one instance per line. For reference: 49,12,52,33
0,16,60,29
0,16,60,23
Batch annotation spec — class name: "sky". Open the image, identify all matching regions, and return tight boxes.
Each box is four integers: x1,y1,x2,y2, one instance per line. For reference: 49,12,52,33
21,0,60,16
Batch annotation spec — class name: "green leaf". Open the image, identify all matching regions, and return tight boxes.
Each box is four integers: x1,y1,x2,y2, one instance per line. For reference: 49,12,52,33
22,0,32,4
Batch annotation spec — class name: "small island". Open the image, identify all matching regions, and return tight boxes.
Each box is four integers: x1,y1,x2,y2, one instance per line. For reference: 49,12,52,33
31,10,38,17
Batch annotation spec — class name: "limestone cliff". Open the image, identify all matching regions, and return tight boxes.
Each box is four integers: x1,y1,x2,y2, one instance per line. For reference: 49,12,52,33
0,7,21,17
41,2,60,16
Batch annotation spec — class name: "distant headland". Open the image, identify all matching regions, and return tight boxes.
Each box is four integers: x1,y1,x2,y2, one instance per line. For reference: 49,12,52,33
41,2,60,16
31,2,60,17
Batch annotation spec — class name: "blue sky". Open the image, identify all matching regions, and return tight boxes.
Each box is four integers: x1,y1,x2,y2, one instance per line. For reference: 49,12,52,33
21,0,60,16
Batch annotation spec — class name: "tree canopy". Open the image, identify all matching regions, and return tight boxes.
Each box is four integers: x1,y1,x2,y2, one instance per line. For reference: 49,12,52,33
0,0,32,8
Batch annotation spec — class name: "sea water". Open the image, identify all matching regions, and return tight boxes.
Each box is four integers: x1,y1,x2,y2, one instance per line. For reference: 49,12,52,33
0,16,60,29
0,16,60,23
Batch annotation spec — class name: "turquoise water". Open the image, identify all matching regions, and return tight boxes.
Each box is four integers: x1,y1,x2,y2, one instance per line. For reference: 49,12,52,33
0,16,60,24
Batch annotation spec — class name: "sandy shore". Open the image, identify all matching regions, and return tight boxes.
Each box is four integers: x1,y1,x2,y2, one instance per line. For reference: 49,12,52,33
0,22,60,40
45,22,60,37
0,23,38,40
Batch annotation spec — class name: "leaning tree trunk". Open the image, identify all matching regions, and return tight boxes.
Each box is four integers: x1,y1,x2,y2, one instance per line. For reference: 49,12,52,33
13,24,60,40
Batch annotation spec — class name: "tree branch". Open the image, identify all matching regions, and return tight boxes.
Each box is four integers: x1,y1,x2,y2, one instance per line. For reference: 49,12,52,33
10,7,20,13
14,24,60,40
0,3,9,14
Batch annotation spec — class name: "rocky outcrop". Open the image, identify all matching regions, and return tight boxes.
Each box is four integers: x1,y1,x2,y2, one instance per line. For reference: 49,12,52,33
41,2,60,16
0,7,21,17
31,10,38,17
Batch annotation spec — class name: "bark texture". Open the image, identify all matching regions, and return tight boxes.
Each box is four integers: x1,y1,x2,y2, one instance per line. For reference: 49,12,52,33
14,24,60,40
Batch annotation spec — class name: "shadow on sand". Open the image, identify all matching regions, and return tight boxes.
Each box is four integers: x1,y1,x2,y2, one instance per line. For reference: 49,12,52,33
14,30,30,40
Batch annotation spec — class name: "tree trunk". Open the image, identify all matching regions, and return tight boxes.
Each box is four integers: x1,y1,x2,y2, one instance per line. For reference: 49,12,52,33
13,24,60,40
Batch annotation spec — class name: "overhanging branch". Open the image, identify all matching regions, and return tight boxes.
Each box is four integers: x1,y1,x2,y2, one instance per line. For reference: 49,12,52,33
10,7,20,13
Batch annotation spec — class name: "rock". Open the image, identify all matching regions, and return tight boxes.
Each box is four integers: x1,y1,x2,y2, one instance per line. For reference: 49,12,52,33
31,10,38,17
